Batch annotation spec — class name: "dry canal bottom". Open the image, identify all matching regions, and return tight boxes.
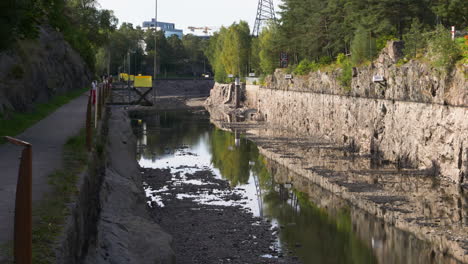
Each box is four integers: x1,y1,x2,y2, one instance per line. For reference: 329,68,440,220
130,109,462,264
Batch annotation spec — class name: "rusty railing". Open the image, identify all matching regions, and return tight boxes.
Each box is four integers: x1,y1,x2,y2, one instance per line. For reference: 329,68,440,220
86,81,112,151
4,136,32,264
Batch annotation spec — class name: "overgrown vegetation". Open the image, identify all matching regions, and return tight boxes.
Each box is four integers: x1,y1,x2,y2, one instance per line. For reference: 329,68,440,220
0,87,88,144
0,0,118,72
32,128,88,263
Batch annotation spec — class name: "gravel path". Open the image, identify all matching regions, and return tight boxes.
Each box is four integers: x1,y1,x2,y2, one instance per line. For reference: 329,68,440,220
0,94,88,248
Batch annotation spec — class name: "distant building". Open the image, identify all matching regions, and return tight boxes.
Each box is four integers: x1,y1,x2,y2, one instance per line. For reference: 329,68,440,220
142,19,183,39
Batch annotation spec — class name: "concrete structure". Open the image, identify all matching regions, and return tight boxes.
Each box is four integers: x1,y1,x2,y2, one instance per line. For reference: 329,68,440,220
142,19,183,38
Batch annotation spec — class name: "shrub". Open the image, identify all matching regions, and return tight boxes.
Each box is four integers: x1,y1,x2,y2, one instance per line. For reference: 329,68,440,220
376,35,398,52
293,59,320,75
318,56,332,65
336,54,352,91
336,53,347,66
339,62,353,91
456,36,468,64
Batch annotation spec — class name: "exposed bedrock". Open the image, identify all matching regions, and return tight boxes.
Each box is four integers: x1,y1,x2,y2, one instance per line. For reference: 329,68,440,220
0,26,92,115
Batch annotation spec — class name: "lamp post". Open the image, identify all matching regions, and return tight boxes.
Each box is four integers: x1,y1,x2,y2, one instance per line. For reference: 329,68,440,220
153,0,158,105
154,0,158,80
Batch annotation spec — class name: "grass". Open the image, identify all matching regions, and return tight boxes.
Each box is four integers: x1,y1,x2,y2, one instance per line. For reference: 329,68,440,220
0,87,88,144
32,128,88,263
0,128,88,264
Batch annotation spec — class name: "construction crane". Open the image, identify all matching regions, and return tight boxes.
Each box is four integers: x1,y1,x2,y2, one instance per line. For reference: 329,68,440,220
187,26,212,35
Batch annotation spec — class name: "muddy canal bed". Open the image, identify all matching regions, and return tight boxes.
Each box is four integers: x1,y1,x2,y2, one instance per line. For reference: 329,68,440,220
142,166,299,264
132,110,466,264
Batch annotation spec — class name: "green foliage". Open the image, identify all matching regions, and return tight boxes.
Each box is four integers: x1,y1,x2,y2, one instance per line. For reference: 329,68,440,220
336,55,353,91
205,21,251,83
403,19,427,58
318,56,332,65
0,0,40,49
455,37,468,64
0,0,118,73
427,25,461,70
258,23,281,75
351,26,377,65
293,59,320,75
276,0,466,65
376,35,398,52
0,87,88,144
336,53,347,65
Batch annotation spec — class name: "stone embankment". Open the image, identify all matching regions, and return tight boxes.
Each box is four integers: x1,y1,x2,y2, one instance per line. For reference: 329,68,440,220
57,108,174,263
207,41,468,184
0,26,91,115
205,41,468,262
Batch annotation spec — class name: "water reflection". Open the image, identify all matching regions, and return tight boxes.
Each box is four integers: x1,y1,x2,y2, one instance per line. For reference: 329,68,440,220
132,110,462,264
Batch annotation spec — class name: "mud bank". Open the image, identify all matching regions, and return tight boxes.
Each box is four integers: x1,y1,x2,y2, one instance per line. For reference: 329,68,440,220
142,166,300,264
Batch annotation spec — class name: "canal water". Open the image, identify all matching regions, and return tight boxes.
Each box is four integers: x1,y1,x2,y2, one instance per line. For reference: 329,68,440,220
132,110,461,264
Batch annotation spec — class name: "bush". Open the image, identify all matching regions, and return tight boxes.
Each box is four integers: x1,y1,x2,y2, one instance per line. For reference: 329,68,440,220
456,36,468,64
336,53,352,91
336,53,347,65
293,59,320,75
339,62,353,91
376,35,398,52
318,56,332,65
427,25,461,70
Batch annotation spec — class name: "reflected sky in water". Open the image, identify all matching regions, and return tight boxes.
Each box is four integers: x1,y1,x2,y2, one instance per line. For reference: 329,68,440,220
132,110,459,264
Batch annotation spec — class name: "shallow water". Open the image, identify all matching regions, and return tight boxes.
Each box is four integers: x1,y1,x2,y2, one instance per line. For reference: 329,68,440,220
132,110,463,264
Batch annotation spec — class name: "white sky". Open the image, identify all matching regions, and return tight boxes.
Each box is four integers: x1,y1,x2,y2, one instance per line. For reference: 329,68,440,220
97,0,283,35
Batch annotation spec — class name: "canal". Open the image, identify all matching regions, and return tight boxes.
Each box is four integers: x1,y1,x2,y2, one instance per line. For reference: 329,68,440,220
132,110,462,264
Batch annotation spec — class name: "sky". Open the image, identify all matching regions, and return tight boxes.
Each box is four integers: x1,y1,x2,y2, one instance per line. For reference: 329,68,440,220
97,0,283,35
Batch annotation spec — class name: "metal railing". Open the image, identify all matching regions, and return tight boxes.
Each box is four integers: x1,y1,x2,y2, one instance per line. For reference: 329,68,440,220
86,81,112,149
4,82,112,263
4,137,32,264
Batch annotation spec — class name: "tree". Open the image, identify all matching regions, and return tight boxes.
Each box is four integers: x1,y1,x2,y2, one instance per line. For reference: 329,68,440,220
350,25,376,65
259,24,280,74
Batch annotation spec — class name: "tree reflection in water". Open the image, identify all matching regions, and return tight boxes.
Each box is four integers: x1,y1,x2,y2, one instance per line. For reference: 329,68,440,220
132,110,459,264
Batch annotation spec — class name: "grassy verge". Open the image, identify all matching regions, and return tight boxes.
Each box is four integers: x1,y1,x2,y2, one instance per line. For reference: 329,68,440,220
31,128,88,263
0,87,88,144
0,128,89,263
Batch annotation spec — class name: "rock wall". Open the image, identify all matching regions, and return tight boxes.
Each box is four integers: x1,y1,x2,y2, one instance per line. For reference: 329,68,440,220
207,42,468,183
0,26,91,115
250,87,468,183
265,41,468,107
57,108,174,264
156,79,214,97
84,108,174,263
